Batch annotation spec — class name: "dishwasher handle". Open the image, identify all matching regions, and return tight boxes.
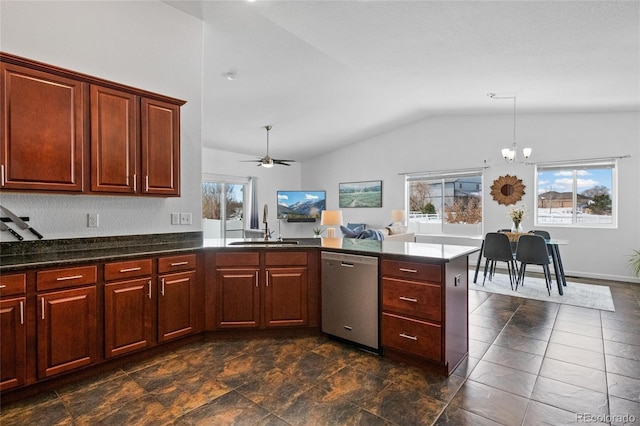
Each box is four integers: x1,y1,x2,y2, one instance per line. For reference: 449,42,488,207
340,262,355,268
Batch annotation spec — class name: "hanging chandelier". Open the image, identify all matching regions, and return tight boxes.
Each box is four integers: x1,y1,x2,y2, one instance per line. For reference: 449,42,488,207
488,93,532,163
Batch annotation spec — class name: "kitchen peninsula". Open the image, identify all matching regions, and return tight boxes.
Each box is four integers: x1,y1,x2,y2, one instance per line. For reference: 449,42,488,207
0,233,478,402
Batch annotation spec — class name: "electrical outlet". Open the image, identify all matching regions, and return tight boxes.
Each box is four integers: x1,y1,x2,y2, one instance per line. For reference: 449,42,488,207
87,213,99,228
180,213,192,225
171,213,180,225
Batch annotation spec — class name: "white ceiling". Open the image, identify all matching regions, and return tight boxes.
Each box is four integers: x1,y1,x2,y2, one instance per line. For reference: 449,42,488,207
165,0,640,162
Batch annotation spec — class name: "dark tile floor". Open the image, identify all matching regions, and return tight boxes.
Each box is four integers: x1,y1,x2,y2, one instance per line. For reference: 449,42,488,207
1,277,639,425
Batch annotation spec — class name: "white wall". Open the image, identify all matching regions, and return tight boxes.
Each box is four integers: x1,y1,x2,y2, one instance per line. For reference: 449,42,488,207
302,112,640,282
0,1,203,240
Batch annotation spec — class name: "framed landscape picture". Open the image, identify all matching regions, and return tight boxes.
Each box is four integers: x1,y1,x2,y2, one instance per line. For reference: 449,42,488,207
339,180,383,208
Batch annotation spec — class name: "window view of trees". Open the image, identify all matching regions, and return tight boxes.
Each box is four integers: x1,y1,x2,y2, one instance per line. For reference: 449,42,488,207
202,182,244,220
536,164,615,226
407,173,483,234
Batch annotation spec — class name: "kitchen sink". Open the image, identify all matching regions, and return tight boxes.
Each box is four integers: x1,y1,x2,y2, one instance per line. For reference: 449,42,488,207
228,240,299,246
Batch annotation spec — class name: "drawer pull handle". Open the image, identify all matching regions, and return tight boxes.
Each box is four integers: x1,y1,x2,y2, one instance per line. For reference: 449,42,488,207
120,267,142,273
399,296,418,303
56,275,83,281
0,285,6,289
399,333,418,341
343,325,353,331
399,268,417,273
170,261,189,267
20,300,24,325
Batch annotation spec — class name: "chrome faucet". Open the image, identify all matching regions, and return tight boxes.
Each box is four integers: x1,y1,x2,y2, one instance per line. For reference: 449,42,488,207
263,204,269,241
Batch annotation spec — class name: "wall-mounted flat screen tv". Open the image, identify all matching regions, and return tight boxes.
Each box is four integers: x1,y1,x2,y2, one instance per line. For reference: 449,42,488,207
277,190,326,222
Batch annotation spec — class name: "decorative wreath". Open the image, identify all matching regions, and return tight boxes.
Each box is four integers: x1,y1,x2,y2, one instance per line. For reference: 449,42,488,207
490,175,525,206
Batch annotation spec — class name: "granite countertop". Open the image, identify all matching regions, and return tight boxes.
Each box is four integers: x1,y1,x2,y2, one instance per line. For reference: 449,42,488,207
0,233,479,272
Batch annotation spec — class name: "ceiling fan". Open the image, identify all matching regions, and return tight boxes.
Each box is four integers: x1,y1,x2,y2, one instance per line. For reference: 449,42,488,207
242,125,295,168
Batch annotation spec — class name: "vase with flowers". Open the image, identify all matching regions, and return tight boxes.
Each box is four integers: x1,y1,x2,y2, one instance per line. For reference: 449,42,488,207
508,205,526,233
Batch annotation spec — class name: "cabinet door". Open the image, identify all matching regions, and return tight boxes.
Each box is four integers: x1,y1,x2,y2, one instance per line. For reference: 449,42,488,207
140,98,180,196
265,267,308,327
158,271,195,342
215,268,260,329
0,297,26,391
90,85,138,193
104,278,153,358
1,62,84,192
37,286,97,378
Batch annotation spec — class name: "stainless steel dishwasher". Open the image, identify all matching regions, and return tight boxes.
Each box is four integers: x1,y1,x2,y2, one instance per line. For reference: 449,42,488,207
321,251,379,351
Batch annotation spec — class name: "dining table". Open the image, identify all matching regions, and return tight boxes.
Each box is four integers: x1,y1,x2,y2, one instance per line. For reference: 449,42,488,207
472,232,569,295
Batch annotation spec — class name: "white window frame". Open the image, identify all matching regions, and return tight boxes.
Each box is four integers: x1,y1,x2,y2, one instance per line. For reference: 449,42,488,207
534,160,618,229
404,168,484,237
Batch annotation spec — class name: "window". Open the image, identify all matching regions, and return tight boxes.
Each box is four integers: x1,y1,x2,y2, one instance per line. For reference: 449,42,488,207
535,161,616,227
406,170,483,235
202,175,253,238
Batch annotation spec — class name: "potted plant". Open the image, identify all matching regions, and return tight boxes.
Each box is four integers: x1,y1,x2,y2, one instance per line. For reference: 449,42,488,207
313,227,325,238
630,249,640,277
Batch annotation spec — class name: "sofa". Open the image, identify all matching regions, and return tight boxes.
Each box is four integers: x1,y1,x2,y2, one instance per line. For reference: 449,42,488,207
340,223,415,242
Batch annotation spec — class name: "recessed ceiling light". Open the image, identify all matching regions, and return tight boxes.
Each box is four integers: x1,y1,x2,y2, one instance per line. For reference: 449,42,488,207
222,71,237,81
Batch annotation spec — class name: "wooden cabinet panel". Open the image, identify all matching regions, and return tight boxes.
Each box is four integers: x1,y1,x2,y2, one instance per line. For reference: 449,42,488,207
90,85,137,193
0,273,26,296
1,62,84,192
37,286,97,378
158,271,195,342
0,297,26,391
265,267,308,327
382,312,441,362
215,268,260,329
140,98,180,196
215,252,260,267
104,258,152,281
36,265,97,291
265,251,307,266
381,259,442,283
158,254,196,273
382,277,441,322
104,278,153,358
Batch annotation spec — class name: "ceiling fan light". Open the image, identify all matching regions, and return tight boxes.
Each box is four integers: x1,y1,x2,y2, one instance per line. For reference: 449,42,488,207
523,147,532,159
502,148,515,162
262,162,274,168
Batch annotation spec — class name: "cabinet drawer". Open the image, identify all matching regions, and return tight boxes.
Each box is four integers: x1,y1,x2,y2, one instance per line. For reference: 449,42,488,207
382,259,441,282
0,273,26,296
37,266,97,291
215,252,260,267
104,258,152,281
158,254,196,273
382,277,441,322
265,251,307,266
382,312,441,362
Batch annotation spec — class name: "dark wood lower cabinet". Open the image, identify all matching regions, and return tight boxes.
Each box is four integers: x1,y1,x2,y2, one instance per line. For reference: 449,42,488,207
215,268,261,329
0,297,26,391
104,278,154,358
265,267,308,327
158,271,196,342
37,286,97,378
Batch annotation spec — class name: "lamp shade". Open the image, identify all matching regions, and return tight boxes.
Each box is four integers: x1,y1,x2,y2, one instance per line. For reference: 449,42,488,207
320,210,343,226
391,210,405,223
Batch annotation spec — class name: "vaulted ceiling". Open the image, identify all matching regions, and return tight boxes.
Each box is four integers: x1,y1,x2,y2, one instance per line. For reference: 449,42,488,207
165,1,639,162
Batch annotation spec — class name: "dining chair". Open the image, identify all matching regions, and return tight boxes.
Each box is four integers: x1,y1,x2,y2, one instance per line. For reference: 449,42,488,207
515,234,553,295
482,232,518,289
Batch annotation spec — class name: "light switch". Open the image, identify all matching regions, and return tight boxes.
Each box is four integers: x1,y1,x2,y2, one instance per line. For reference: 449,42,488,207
171,213,180,225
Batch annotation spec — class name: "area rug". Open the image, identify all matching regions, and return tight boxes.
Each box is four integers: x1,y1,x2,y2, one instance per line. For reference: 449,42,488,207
468,271,615,312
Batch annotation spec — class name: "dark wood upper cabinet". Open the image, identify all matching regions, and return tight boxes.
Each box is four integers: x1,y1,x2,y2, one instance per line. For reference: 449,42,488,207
1,52,185,197
90,85,138,193
141,98,180,196
1,62,84,192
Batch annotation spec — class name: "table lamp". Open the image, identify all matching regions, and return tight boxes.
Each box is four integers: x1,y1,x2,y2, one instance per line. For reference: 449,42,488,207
320,210,343,238
391,209,405,226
